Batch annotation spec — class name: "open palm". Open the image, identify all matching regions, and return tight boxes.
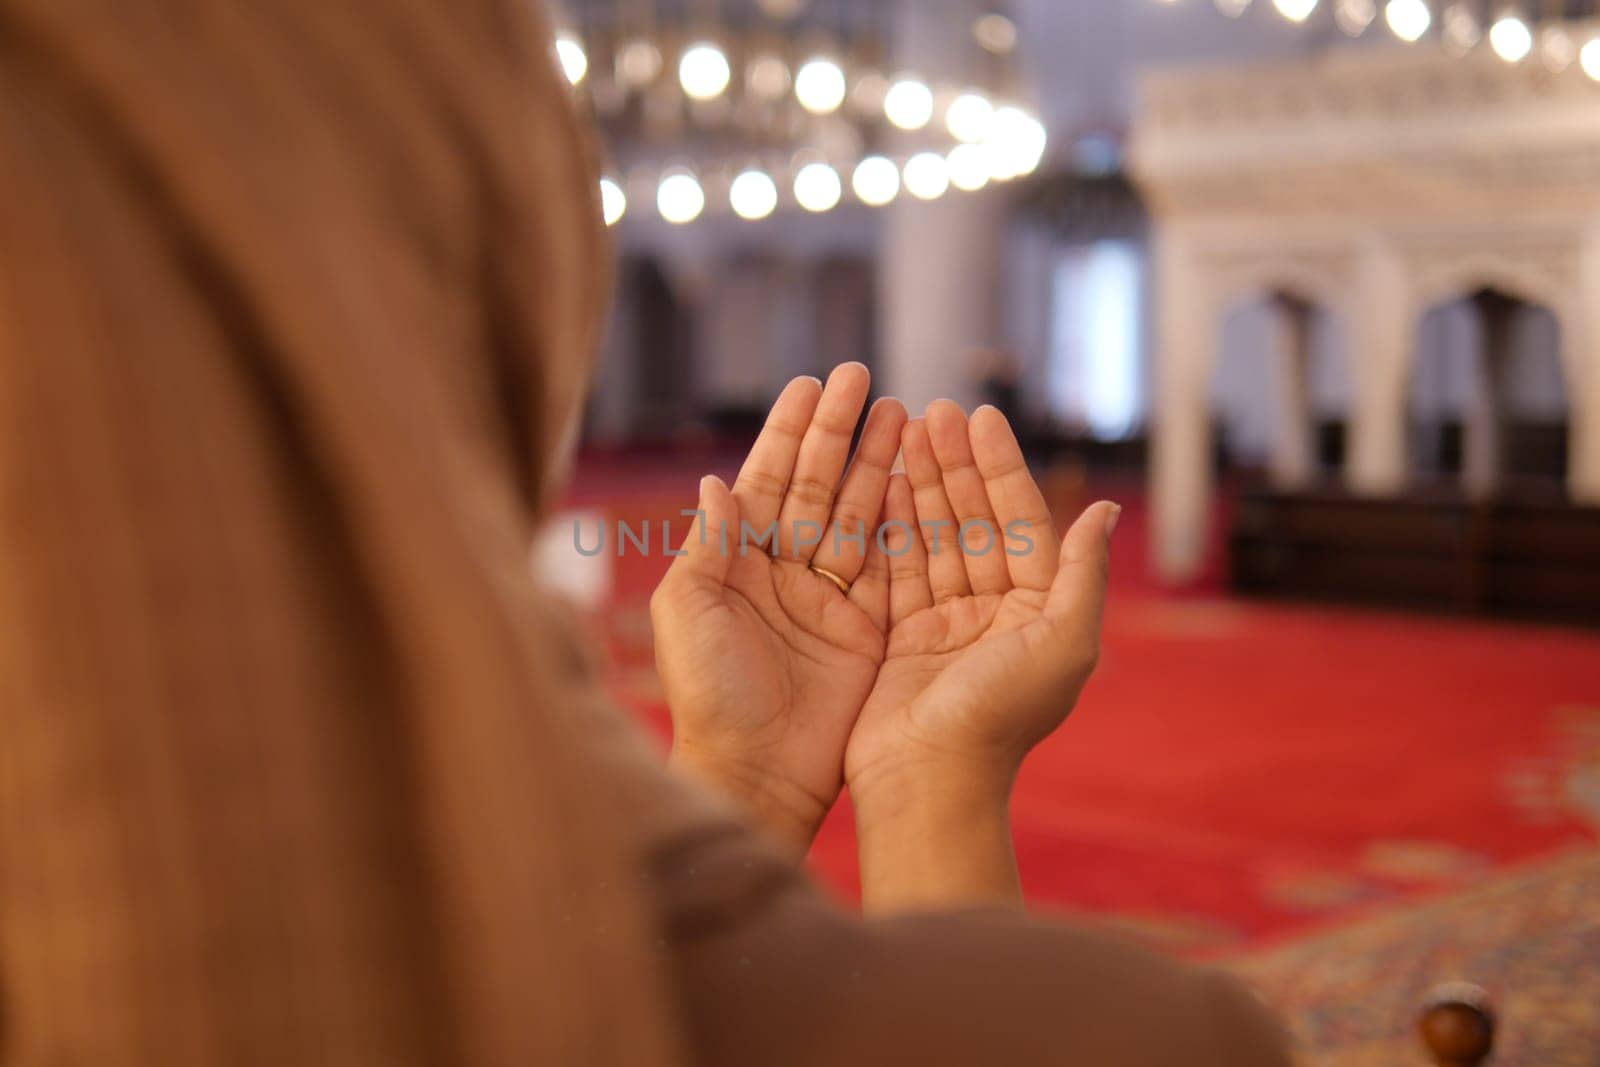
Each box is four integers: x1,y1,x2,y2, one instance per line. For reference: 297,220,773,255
846,402,1116,796
652,365,905,846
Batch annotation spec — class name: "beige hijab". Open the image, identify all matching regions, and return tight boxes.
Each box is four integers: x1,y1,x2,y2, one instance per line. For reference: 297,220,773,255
0,1,680,1063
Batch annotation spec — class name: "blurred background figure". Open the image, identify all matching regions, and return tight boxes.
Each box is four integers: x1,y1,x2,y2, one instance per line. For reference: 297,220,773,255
552,1,1600,1061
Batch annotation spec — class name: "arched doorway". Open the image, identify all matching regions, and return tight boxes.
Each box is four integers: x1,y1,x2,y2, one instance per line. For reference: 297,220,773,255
1210,290,1349,488
1408,287,1566,498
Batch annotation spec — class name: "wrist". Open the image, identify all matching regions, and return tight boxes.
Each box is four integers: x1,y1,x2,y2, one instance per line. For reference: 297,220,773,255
849,754,1022,914
669,738,829,853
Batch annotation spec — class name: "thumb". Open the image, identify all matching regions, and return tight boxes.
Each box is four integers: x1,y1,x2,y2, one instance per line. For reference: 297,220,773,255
1044,500,1120,639
665,474,739,588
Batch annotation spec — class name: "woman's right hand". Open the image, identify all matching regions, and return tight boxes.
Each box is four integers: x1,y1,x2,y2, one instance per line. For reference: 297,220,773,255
651,364,906,851
843,401,1119,910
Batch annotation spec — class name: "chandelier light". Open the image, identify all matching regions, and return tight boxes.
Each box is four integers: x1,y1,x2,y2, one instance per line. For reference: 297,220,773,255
947,143,991,191
1271,0,1319,22
555,32,588,85
566,4,1049,225
599,177,627,226
657,171,705,224
884,75,935,130
852,156,901,206
903,152,951,200
1385,0,1432,41
795,56,848,114
730,169,779,220
679,42,732,99
945,91,995,142
1583,35,1600,79
794,162,843,212
1487,11,1533,62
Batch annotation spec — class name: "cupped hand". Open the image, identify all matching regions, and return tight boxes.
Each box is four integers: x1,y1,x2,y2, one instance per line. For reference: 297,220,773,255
651,363,907,849
844,401,1120,808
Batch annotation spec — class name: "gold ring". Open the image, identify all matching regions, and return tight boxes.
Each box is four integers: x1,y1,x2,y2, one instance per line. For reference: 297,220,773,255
810,564,852,596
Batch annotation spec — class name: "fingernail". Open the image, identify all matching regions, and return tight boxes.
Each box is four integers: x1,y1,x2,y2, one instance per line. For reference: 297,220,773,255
1105,503,1122,540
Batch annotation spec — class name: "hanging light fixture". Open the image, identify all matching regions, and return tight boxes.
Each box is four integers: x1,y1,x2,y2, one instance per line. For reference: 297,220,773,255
657,170,705,224
1488,10,1533,61
795,56,848,114
730,168,779,220
679,41,732,99
555,31,588,85
1385,0,1432,41
565,2,1046,225
852,156,901,206
794,162,843,212
599,177,627,226
1271,0,1319,22
945,91,994,142
903,152,951,199
1582,35,1600,80
947,144,991,191
884,75,935,130
1215,0,1253,16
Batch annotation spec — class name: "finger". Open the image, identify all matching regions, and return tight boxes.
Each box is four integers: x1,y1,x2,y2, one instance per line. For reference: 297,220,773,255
1044,501,1121,646
848,503,891,634
733,376,824,541
924,400,1011,596
810,396,908,582
969,405,1057,591
776,362,872,561
662,475,739,589
901,417,970,602
882,473,933,625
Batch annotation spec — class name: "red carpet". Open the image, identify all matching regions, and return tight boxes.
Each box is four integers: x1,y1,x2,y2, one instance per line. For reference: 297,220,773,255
561,453,1600,956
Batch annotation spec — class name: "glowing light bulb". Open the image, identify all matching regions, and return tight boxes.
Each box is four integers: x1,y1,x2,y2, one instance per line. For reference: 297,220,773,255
1582,36,1600,80
903,152,950,200
599,177,626,226
555,32,588,85
679,42,731,100
729,169,779,221
985,106,1047,181
1488,12,1532,62
657,171,705,224
945,91,994,143
794,162,842,212
1272,0,1318,22
851,156,900,206
1385,0,1431,41
884,76,934,130
947,144,990,192
795,57,847,114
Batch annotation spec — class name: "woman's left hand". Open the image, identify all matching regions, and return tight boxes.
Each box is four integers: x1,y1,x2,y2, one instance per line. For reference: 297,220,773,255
651,364,906,850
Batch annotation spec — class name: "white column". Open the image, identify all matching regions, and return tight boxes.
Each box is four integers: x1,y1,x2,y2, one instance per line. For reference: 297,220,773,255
1346,244,1411,495
1569,230,1600,503
1267,295,1316,490
1151,234,1216,582
879,190,1004,411
876,0,1004,412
